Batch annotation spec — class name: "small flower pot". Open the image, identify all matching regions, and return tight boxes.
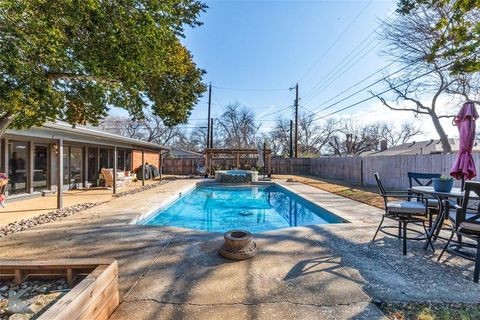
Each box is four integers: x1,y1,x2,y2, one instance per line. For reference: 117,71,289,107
432,178,454,193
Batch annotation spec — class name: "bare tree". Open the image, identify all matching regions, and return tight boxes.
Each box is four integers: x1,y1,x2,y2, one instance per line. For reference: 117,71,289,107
268,114,339,157
217,102,260,148
327,119,421,156
380,121,423,147
328,120,382,156
267,119,291,157
171,124,209,152
100,111,178,145
371,5,480,154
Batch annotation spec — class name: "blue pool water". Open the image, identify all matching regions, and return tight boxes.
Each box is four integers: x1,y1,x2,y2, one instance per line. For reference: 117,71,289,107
142,184,345,232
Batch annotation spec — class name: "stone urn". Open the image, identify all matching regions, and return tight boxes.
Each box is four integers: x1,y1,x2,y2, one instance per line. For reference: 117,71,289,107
218,230,257,261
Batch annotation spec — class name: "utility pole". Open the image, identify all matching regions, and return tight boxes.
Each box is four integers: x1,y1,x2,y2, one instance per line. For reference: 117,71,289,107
294,83,299,158
210,118,214,148
206,83,212,149
289,120,293,158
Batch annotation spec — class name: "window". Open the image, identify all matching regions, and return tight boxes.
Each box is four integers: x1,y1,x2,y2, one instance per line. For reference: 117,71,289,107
8,140,28,194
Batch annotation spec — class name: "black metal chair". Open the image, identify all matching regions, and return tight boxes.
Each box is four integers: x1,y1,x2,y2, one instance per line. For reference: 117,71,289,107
438,181,480,282
372,172,432,255
408,172,442,227
408,172,441,190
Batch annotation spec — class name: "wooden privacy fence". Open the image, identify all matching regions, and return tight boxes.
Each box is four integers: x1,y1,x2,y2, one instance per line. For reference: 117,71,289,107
162,158,204,175
270,154,480,190
162,154,479,190
271,158,310,175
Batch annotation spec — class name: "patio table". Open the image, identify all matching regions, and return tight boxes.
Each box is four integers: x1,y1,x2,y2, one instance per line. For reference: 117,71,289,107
411,186,480,255
410,186,465,249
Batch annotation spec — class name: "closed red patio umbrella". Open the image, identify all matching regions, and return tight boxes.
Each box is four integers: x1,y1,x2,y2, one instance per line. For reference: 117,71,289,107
450,102,479,186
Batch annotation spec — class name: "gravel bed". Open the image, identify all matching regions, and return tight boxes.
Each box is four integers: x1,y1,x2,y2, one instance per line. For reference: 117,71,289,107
112,180,166,198
0,202,106,238
0,279,68,319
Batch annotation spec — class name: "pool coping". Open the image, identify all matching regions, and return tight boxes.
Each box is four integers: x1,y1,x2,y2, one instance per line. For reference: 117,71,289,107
130,179,368,226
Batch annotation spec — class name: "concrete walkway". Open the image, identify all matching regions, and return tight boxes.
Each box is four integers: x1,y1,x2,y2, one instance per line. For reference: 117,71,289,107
0,179,479,319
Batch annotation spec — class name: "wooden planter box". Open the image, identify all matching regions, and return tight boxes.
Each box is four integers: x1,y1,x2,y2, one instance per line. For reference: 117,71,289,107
0,258,119,320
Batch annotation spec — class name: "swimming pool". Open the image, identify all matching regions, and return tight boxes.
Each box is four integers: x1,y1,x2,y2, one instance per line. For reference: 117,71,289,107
142,184,345,232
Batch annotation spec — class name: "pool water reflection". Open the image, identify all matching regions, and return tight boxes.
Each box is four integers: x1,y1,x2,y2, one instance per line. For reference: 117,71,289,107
143,184,345,232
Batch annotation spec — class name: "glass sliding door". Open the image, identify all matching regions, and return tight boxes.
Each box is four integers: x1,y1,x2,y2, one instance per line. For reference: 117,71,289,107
125,150,132,172
7,141,28,194
87,147,98,183
69,147,82,186
117,150,125,171
33,144,48,191
99,148,108,170
63,146,83,189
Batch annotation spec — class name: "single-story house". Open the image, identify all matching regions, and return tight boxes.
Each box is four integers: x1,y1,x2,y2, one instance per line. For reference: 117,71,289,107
0,121,168,207
166,147,203,159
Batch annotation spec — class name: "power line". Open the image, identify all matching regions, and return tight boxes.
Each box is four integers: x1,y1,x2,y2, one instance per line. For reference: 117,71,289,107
313,51,480,121
212,85,289,92
302,37,380,104
302,32,378,102
304,61,397,113
307,62,415,116
298,0,373,82
301,10,396,105
257,105,294,119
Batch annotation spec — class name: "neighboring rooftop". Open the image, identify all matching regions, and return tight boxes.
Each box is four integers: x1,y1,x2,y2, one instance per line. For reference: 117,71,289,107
167,147,203,158
364,138,480,156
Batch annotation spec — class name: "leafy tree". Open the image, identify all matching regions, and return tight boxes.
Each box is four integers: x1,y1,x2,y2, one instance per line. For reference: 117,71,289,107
0,0,207,137
397,0,480,73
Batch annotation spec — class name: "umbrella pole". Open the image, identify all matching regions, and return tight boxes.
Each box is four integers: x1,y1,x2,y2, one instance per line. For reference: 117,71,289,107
461,174,465,191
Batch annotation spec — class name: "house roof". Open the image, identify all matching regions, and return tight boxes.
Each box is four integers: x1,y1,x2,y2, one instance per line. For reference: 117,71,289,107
5,121,169,152
168,147,203,158
365,138,480,156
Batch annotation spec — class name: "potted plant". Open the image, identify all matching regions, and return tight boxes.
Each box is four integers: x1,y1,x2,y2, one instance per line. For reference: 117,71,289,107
432,175,454,193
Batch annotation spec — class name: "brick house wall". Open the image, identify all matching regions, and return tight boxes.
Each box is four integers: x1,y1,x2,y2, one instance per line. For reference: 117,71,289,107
132,150,160,172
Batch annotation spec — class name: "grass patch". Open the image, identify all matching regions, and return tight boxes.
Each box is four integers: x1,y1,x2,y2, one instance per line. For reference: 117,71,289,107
272,174,386,208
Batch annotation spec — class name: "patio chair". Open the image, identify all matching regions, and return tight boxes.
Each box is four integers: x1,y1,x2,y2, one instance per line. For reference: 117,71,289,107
372,173,432,255
408,172,442,226
101,168,125,189
438,181,480,282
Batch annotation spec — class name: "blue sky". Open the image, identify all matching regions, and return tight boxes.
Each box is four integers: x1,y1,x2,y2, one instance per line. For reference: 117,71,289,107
112,0,459,139
180,0,399,133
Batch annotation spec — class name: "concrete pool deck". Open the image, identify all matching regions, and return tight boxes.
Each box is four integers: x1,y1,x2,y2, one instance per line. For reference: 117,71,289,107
0,179,479,319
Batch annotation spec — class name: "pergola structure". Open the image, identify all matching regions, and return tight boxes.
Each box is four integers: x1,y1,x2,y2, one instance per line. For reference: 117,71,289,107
205,148,272,176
